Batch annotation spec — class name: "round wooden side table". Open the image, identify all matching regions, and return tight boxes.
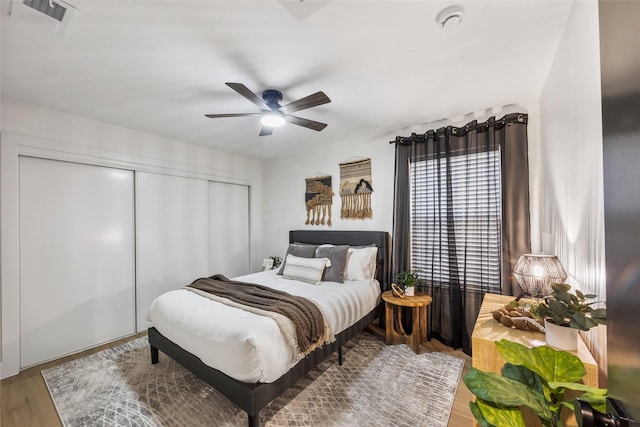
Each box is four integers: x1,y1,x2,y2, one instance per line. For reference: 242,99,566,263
381,290,433,354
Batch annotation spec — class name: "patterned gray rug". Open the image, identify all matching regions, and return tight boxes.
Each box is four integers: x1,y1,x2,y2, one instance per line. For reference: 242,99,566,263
42,332,464,427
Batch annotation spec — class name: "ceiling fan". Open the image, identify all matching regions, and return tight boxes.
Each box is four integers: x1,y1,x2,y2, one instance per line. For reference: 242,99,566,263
205,82,331,136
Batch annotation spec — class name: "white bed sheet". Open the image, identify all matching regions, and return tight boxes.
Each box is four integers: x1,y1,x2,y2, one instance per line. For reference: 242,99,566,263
148,269,381,383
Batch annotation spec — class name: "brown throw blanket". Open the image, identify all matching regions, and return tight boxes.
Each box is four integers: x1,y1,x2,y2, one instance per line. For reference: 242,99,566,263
187,274,327,355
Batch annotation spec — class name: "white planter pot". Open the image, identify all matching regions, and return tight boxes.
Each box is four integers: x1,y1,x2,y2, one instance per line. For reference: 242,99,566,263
405,287,415,297
544,319,578,351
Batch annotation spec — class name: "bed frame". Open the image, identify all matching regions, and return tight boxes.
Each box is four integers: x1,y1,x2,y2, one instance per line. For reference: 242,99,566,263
148,230,390,427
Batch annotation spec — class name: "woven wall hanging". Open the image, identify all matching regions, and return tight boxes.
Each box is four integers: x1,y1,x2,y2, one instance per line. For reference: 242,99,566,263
339,158,373,219
305,175,334,226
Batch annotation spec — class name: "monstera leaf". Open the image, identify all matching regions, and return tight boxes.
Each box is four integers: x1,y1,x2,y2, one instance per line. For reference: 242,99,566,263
501,362,545,396
464,368,552,421
495,339,586,383
469,401,493,427
464,339,608,427
471,399,526,427
548,381,608,413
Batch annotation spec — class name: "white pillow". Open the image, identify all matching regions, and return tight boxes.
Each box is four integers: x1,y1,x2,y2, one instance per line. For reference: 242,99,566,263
282,254,330,285
345,246,378,281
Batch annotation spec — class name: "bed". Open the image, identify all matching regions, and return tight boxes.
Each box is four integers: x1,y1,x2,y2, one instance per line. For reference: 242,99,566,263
147,230,390,427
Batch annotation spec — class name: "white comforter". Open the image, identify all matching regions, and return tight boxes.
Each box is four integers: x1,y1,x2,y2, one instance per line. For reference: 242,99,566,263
148,269,381,383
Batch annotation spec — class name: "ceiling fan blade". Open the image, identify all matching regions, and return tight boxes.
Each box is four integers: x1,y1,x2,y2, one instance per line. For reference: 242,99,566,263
204,113,260,118
225,82,270,109
281,92,331,114
259,127,274,137
286,115,328,132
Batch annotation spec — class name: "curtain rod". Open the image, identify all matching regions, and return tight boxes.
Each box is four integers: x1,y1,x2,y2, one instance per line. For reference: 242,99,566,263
389,112,527,145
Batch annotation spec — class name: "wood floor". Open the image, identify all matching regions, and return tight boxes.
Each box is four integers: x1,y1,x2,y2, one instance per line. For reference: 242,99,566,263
1,331,474,427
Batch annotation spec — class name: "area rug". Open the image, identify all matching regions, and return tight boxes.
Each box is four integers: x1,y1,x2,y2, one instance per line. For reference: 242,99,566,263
42,332,464,427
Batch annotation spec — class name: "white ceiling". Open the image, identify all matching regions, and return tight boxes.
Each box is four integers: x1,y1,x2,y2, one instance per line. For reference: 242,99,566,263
1,0,574,159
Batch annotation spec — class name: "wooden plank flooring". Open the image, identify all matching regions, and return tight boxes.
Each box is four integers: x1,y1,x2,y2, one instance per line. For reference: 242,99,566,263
1,331,474,426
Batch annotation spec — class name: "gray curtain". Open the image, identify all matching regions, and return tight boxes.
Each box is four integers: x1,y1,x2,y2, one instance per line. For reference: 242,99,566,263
391,113,531,354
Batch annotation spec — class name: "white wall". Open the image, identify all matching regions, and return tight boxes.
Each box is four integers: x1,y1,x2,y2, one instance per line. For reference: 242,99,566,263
0,98,263,378
262,133,394,259
537,0,606,380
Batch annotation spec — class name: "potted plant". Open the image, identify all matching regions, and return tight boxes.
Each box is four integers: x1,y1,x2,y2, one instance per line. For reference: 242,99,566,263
464,339,607,427
395,270,419,296
530,282,607,350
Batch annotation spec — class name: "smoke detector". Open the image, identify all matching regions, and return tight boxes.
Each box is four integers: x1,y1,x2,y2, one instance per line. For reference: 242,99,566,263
9,0,78,37
436,5,464,30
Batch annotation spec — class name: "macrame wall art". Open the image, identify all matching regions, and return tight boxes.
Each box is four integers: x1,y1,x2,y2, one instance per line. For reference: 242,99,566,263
339,157,373,219
305,175,334,226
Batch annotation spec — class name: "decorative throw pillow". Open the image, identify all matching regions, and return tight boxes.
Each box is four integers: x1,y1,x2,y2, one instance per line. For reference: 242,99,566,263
282,254,329,285
315,245,349,283
345,246,378,281
277,243,319,275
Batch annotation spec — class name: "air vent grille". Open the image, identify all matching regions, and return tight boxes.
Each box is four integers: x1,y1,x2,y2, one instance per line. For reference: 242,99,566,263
22,0,67,22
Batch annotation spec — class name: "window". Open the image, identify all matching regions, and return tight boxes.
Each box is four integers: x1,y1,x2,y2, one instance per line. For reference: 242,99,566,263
409,149,502,292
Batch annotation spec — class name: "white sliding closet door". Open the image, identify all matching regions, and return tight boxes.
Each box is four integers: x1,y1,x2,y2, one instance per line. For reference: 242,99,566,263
209,181,250,277
136,172,209,331
19,157,135,368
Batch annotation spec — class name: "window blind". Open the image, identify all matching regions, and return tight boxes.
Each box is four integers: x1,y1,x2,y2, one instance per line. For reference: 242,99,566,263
409,149,502,292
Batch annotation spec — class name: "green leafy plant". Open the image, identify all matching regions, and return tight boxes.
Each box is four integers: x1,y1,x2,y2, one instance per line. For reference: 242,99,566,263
395,270,419,289
464,339,607,427
530,282,607,331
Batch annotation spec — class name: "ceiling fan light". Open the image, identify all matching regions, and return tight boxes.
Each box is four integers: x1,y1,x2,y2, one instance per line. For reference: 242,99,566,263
261,111,286,128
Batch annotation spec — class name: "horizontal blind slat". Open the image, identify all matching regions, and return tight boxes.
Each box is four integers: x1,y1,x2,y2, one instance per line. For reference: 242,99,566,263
409,150,502,292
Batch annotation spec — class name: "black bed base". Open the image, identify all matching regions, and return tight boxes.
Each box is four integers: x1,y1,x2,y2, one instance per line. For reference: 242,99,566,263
148,304,382,427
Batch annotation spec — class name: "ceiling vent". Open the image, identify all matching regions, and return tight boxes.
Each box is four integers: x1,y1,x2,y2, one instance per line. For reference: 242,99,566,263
9,0,78,37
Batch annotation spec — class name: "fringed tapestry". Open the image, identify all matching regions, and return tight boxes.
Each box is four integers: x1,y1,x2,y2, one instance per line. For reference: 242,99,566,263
339,158,373,219
305,175,333,226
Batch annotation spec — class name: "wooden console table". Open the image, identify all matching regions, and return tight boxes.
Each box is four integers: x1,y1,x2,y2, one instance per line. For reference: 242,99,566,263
381,290,432,354
471,293,599,426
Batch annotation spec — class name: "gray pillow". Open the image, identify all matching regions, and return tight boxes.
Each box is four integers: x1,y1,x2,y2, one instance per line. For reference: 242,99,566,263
277,243,319,275
315,245,349,283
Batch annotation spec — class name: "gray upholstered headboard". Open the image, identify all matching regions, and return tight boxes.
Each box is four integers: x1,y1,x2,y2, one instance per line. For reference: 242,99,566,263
288,230,390,291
